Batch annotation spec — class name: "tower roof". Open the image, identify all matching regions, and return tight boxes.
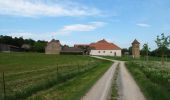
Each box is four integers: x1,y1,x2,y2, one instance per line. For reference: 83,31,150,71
51,39,60,43
132,39,140,44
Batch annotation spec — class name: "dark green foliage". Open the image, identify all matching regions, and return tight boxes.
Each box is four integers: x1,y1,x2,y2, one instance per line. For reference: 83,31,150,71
155,33,170,63
32,40,47,52
0,35,29,47
0,35,47,52
128,46,132,55
150,47,170,57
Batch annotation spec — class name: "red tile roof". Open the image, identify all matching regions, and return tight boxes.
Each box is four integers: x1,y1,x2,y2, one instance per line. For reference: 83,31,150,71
89,39,121,50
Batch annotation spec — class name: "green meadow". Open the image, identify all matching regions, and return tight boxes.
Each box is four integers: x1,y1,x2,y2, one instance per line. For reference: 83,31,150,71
0,53,112,100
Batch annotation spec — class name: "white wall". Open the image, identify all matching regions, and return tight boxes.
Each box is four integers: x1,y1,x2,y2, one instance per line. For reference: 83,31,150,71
90,50,121,56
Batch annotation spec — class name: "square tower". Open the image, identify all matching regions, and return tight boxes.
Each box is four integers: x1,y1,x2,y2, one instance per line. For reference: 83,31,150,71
132,39,140,58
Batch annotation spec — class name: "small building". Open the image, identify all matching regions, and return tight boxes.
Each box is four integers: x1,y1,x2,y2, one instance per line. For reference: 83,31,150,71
89,39,121,56
45,39,61,54
74,44,89,48
0,44,22,52
60,47,84,55
132,39,140,58
21,44,31,51
74,44,90,55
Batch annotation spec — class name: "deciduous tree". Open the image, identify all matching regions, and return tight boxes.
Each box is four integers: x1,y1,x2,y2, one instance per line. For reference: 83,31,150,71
155,33,170,64
142,43,150,61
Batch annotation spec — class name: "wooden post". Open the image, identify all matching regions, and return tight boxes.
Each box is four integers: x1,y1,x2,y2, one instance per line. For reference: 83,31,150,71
2,72,6,100
78,64,79,73
57,64,59,79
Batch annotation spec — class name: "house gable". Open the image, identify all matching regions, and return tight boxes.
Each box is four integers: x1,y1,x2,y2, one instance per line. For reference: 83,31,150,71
89,39,121,50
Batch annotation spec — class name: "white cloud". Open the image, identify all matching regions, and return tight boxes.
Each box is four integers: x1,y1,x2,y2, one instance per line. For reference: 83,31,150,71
0,0,101,17
136,23,151,27
8,32,53,41
5,21,105,40
56,22,106,35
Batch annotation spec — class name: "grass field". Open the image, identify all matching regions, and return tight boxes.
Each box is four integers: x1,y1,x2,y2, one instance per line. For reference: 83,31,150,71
28,60,112,100
126,61,170,100
0,53,112,100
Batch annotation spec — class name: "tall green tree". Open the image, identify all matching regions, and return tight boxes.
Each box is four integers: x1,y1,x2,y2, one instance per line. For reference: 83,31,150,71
33,40,47,52
155,33,170,64
128,46,132,55
142,43,150,61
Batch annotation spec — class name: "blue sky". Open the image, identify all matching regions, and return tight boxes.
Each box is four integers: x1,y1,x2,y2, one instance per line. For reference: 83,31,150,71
0,0,170,50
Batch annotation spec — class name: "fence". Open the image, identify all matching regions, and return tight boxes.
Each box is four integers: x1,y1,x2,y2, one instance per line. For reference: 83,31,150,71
0,61,99,100
0,72,6,100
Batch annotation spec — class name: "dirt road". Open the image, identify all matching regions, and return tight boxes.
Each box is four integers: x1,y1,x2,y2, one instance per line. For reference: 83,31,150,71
81,62,118,100
118,61,146,100
82,56,146,100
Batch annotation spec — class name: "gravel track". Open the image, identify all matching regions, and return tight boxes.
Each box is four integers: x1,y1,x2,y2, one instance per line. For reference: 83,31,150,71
81,62,118,100
82,56,146,100
118,61,146,100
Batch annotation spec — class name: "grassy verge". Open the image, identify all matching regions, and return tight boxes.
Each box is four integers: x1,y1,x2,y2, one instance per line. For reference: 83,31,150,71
126,61,170,100
108,63,119,100
27,60,113,100
102,56,170,62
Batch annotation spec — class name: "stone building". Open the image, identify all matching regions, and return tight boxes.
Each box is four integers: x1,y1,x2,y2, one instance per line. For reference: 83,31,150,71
132,39,140,58
45,39,61,54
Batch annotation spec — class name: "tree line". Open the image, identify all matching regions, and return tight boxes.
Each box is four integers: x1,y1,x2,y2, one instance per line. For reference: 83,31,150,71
0,34,170,57
122,33,170,57
0,35,47,52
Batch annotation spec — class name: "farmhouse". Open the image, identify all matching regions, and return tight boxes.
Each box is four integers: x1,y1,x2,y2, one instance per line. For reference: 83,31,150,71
45,39,121,56
89,39,121,56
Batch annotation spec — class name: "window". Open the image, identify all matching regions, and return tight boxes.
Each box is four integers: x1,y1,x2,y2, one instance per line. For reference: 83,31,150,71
98,51,100,53
110,51,112,53
103,51,105,53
